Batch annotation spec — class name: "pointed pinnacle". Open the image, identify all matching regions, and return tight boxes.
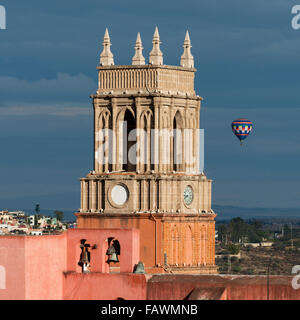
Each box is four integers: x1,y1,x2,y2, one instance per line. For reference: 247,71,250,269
149,26,163,65
180,30,193,68
184,30,191,42
153,26,160,42
104,28,110,41
100,28,114,66
132,32,145,65
136,32,142,46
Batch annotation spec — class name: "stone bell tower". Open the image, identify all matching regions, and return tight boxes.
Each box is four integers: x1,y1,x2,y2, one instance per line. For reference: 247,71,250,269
76,27,217,274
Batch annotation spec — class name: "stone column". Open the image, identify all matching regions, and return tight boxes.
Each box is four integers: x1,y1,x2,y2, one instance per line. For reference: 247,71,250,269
153,97,159,173
146,113,151,172
82,180,88,212
170,99,174,173
91,180,97,212
135,97,141,173
195,100,200,173
94,103,99,172
104,115,109,173
116,109,124,171
88,180,93,212
149,179,156,211
97,180,102,211
80,180,84,211
182,101,187,173
112,98,117,172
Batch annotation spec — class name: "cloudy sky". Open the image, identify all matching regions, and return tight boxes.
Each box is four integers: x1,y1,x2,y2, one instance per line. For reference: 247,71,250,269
0,0,299,212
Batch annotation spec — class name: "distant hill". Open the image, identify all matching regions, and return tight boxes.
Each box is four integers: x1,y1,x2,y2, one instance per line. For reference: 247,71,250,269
213,205,300,220
4,205,300,222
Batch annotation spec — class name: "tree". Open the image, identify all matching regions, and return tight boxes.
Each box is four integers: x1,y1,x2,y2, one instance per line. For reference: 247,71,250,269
282,224,291,241
227,243,241,255
54,210,64,221
217,224,228,244
35,203,40,215
227,217,247,243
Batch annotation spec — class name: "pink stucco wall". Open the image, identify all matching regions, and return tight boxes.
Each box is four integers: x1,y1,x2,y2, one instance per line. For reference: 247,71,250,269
0,234,67,300
0,228,140,300
146,275,300,300
24,233,67,300
0,237,26,300
66,228,140,273
1,229,300,300
63,273,147,300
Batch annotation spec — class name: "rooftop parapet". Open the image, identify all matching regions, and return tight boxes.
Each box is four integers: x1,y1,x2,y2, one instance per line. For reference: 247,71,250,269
96,65,196,96
96,27,196,96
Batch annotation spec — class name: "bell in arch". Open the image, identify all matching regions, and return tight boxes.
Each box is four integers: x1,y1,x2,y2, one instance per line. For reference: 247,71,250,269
78,240,91,273
106,243,119,263
133,261,145,274
80,249,90,265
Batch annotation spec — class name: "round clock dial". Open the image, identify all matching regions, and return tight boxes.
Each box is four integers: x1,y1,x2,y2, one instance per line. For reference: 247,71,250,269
183,186,193,205
111,184,128,206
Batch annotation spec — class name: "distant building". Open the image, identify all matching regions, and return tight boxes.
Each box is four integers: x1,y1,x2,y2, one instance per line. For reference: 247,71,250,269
260,241,273,247
30,230,43,236
243,242,273,248
28,215,35,227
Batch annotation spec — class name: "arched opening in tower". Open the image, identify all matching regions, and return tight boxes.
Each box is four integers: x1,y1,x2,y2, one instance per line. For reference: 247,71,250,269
78,239,91,273
106,237,121,273
123,110,136,172
173,111,183,172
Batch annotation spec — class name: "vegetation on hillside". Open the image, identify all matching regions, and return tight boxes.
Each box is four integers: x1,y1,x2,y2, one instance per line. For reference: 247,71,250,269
216,217,300,275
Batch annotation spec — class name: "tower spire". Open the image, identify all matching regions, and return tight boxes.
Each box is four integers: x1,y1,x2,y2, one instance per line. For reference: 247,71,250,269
180,30,194,68
149,27,163,65
132,32,145,65
100,28,114,66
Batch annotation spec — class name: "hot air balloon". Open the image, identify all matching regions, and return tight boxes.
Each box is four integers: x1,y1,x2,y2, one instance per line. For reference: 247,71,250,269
231,118,253,145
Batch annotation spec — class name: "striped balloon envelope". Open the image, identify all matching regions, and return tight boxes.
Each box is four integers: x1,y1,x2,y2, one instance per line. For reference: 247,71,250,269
231,118,253,145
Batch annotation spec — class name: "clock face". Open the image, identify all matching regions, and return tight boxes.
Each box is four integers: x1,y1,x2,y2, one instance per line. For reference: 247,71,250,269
111,184,129,206
183,186,193,206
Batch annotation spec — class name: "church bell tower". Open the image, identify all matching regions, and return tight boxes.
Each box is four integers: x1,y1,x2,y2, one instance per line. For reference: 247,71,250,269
76,28,217,274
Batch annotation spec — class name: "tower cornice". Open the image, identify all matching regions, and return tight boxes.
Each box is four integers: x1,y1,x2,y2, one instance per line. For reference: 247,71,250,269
96,64,196,72
91,92,203,101
96,64,197,96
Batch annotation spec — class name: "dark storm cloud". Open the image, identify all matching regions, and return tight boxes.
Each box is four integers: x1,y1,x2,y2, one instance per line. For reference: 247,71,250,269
0,73,96,107
1,0,300,107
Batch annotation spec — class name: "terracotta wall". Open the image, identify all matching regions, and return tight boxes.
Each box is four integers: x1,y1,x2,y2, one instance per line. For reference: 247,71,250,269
63,273,147,300
66,228,140,273
0,237,26,300
0,234,67,300
0,228,140,300
24,234,67,300
76,215,158,269
146,275,300,300
1,231,300,300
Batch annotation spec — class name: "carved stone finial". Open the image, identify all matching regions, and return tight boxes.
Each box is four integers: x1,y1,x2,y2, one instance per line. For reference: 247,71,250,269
132,32,145,65
100,28,114,66
149,26,163,65
180,30,194,68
